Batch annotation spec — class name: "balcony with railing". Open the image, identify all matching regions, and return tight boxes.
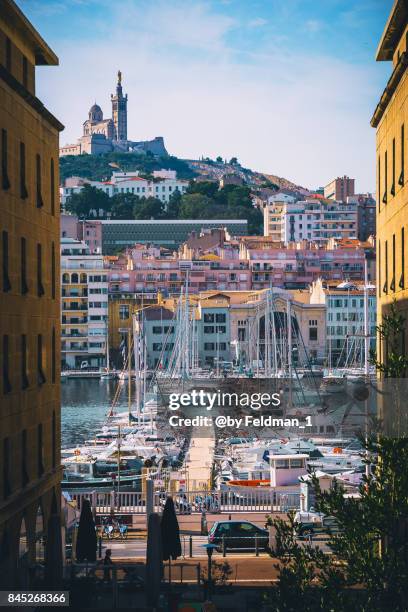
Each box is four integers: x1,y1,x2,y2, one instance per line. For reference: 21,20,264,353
62,304,88,311
61,331,88,338
61,261,105,270
62,289,88,297
110,273,130,280
62,317,88,325
61,342,88,352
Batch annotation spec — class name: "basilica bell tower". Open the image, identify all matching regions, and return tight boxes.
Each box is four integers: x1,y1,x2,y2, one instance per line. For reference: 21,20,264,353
111,70,128,141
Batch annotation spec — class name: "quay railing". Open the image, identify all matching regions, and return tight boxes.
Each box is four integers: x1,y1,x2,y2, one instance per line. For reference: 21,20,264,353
69,488,299,516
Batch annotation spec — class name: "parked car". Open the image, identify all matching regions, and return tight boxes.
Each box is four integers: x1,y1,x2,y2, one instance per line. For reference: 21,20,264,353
294,509,324,532
208,520,269,551
294,509,339,538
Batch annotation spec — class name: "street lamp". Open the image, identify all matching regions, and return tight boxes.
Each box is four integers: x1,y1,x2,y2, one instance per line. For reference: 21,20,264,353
201,543,218,601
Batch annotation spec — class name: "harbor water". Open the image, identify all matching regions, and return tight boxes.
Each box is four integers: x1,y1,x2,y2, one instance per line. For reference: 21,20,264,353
61,378,132,448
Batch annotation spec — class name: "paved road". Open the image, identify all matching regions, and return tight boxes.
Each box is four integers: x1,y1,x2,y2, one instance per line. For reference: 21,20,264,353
104,535,223,559
101,533,331,561
97,540,280,586
130,510,284,533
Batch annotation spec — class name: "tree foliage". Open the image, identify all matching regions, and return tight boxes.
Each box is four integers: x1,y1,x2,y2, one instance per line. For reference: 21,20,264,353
60,152,196,183
65,184,111,218
64,178,263,233
260,179,280,191
186,180,219,199
110,193,138,219
270,436,408,611
270,305,408,611
134,196,166,220
181,181,263,233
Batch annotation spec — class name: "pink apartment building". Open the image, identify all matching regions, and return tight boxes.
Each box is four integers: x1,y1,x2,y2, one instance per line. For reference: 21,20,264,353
61,217,375,295
103,236,374,296
107,243,251,297
239,236,375,290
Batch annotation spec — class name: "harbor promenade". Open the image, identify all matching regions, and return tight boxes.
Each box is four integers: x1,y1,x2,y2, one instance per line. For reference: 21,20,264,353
184,424,215,490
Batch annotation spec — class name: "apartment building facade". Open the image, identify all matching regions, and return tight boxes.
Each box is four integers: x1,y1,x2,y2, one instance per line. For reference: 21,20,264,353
371,0,408,366
196,294,231,366
108,296,231,369
324,176,355,201
263,198,357,244
0,0,63,587
108,243,251,296
61,238,108,369
310,279,376,364
107,289,326,368
347,194,376,240
103,236,374,302
224,289,326,365
240,236,374,289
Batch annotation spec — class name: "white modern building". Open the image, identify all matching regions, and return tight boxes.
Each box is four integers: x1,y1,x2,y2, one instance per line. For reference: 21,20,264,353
60,170,189,208
61,238,109,369
267,193,296,204
264,198,358,245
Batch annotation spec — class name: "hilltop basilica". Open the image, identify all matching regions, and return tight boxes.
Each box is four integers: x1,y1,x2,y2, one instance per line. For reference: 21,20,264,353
59,71,168,157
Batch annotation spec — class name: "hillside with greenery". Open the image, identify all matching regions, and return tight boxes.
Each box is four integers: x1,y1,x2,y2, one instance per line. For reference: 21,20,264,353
59,151,196,183
60,151,306,235
186,157,308,192
64,180,263,234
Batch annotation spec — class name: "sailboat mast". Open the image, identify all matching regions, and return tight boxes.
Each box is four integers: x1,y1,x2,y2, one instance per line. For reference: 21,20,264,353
117,424,121,494
287,298,293,407
287,300,292,373
106,319,110,372
270,288,278,376
256,309,260,377
364,258,369,378
216,327,220,377
133,312,142,426
128,327,132,425
142,327,147,421
265,291,270,377
185,269,190,378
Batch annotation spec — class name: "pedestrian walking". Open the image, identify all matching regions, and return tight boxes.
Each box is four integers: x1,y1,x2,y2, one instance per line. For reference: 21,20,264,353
102,549,113,581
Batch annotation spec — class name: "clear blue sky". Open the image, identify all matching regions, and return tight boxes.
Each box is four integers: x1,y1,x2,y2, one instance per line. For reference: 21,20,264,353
18,0,392,191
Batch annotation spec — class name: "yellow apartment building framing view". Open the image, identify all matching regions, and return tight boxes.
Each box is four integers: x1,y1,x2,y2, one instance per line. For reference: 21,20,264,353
372,0,408,362
0,0,64,588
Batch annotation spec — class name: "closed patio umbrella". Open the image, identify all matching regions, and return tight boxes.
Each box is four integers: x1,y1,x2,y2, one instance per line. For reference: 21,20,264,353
146,512,163,609
75,499,97,563
161,497,181,585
